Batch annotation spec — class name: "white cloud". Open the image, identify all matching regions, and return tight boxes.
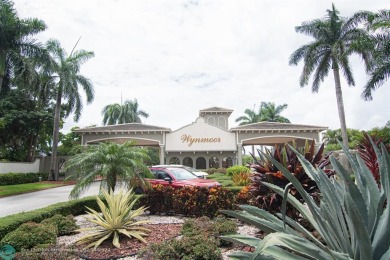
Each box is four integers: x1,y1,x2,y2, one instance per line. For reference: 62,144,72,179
13,0,390,132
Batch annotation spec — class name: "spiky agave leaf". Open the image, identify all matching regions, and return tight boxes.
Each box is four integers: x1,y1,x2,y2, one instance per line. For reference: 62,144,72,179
76,188,149,249
221,141,390,260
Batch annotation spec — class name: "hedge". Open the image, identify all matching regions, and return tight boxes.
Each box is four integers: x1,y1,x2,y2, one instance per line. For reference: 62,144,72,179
0,196,102,240
0,172,48,186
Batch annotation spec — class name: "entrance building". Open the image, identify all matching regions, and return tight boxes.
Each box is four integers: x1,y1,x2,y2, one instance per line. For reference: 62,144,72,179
75,107,327,169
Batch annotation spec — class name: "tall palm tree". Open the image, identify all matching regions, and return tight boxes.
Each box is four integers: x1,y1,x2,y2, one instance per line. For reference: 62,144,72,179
65,141,151,199
235,108,261,126
352,10,390,100
258,102,290,123
45,39,94,180
0,0,47,96
289,4,372,147
102,98,149,125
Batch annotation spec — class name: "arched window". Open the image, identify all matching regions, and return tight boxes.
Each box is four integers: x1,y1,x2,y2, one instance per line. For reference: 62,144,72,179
169,157,180,165
183,157,193,167
196,157,206,169
222,157,233,168
207,116,215,125
209,156,220,168
218,116,226,127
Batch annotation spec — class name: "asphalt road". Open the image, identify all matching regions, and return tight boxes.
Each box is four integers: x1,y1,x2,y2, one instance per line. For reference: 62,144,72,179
0,182,102,217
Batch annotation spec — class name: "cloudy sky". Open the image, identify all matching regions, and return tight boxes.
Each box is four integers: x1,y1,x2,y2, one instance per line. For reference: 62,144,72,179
14,0,390,133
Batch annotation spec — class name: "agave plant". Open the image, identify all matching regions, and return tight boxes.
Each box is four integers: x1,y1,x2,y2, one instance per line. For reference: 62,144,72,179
76,188,149,249
221,142,390,259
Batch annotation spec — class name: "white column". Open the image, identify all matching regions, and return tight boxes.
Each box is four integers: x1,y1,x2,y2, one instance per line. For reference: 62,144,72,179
159,145,165,165
237,143,243,166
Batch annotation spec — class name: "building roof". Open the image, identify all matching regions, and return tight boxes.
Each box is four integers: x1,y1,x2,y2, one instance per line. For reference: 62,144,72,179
74,123,171,133
230,122,327,132
199,107,233,116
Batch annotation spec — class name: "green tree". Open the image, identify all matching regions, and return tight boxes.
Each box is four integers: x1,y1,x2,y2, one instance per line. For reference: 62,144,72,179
235,108,260,126
57,127,83,156
65,141,151,199
289,4,372,147
102,98,149,125
45,39,94,180
0,0,47,96
258,102,290,123
0,89,53,161
352,9,390,100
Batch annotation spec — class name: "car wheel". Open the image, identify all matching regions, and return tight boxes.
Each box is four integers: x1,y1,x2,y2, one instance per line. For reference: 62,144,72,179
134,187,144,194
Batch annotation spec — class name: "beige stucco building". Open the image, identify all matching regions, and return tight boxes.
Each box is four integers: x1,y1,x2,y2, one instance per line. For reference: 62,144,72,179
75,107,327,169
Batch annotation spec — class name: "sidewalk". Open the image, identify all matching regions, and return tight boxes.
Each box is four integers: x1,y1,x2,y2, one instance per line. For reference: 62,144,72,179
0,182,102,217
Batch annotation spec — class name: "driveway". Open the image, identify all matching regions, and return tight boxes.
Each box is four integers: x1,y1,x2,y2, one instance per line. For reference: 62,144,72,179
0,182,102,217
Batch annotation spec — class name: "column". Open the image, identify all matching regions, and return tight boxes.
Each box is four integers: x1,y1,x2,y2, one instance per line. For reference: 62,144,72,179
159,145,165,165
237,143,243,166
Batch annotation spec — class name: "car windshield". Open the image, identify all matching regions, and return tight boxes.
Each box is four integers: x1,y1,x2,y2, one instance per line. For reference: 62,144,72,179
168,168,197,180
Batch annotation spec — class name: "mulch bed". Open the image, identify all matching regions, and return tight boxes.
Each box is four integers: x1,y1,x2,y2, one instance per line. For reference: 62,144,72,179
75,223,183,260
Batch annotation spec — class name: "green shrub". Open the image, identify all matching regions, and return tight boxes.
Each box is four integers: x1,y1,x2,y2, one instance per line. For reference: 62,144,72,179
181,216,237,246
0,222,57,252
0,195,103,239
226,165,250,176
0,172,48,185
40,214,78,236
140,235,222,260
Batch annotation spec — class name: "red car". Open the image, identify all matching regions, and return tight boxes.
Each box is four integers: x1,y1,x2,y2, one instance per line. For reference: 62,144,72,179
147,166,221,189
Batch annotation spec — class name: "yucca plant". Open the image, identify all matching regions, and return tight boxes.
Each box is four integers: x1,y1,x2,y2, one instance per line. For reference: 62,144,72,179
221,141,390,260
76,188,149,249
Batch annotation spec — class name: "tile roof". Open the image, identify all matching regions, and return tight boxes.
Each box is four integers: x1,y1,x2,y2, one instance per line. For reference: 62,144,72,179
74,123,171,133
230,122,327,132
199,107,233,115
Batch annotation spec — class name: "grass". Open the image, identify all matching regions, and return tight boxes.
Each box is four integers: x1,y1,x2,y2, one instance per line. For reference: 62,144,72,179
0,182,68,197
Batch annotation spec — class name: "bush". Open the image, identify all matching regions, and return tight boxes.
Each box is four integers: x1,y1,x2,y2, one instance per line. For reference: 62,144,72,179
232,172,251,186
0,222,57,252
0,195,103,239
235,186,253,204
142,185,236,217
40,214,78,236
181,216,237,246
0,172,48,185
226,165,250,176
140,235,222,260
140,185,175,214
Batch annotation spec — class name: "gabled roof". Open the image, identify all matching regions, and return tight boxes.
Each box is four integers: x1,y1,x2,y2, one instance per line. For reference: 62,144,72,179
230,122,327,132
74,123,171,133
199,107,233,116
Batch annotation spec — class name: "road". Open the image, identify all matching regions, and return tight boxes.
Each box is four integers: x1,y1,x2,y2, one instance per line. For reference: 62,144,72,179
0,182,102,217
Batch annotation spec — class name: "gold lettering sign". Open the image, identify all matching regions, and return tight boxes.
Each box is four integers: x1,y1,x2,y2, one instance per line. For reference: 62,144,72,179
181,134,221,147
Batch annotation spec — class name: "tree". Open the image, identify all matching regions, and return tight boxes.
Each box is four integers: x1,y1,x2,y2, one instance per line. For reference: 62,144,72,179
45,39,94,180
102,98,149,125
352,9,390,100
258,102,290,123
235,108,261,126
289,4,372,147
65,141,151,199
0,0,47,96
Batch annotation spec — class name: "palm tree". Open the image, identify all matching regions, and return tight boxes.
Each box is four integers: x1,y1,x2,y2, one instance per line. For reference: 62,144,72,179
258,102,290,123
235,107,261,126
352,10,390,100
45,39,94,180
102,98,149,125
65,141,151,199
289,4,372,147
0,0,47,96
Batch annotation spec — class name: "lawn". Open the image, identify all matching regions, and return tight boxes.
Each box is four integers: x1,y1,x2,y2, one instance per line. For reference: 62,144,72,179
206,173,244,193
0,182,69,197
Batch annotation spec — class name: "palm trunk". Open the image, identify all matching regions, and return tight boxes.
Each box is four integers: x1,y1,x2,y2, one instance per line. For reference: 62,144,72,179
49,89,62,181
333,68,349,148
108,173,117,192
